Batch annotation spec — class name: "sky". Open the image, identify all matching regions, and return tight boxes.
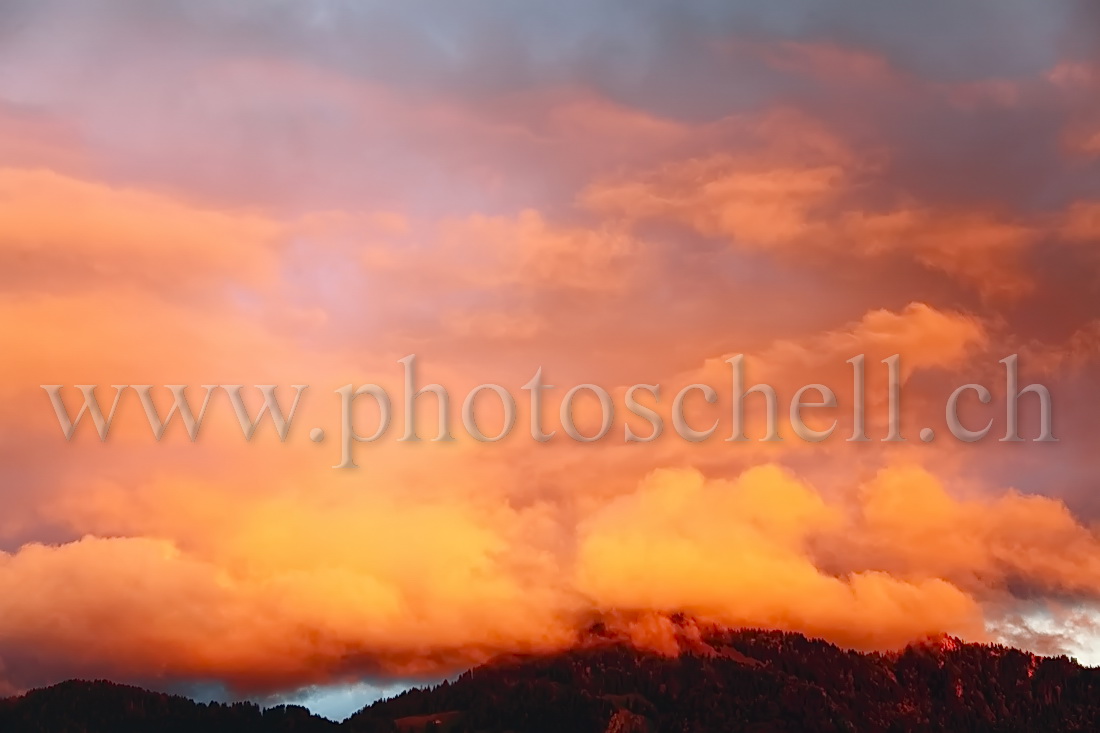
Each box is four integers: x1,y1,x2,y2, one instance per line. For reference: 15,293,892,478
1,0,1100,721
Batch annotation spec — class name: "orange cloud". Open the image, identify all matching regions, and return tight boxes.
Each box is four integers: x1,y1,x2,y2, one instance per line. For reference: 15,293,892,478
844,465,1100,596
0,2,1098,704
584,150,1037,298
2,455,1098,692
1062,201,1100,241
0,168,282,297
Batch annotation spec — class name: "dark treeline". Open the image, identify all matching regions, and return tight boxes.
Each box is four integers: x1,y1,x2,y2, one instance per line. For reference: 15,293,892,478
3,629,1099,732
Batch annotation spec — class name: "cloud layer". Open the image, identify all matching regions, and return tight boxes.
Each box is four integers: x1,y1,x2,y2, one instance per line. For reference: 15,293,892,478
0,0,1099,705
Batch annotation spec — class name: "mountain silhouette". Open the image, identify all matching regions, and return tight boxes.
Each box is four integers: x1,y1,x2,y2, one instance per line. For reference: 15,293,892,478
3,628,1098,732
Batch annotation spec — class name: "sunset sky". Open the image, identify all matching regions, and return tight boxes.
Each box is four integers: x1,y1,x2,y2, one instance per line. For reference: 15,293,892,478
2,0,1100,720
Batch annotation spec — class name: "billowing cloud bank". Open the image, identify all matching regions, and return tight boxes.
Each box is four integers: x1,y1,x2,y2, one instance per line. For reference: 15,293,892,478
0,0,1099,699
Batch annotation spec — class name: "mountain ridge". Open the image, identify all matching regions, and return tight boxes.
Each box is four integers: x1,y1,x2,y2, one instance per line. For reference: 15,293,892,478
2,629,1097,732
